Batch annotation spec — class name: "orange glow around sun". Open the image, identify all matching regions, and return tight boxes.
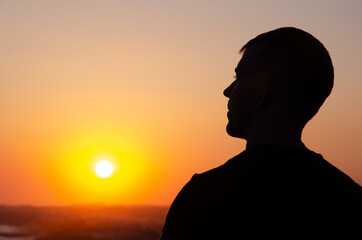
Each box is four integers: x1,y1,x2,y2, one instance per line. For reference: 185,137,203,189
43,130,163,205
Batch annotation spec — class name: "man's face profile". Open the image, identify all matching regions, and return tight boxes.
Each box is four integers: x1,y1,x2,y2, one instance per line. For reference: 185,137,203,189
224,45,263,140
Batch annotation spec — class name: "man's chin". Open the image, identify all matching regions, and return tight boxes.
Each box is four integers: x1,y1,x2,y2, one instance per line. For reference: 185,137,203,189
226,124,245,139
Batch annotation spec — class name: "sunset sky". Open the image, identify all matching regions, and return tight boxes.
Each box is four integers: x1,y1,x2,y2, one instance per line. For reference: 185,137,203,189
1,0,362,206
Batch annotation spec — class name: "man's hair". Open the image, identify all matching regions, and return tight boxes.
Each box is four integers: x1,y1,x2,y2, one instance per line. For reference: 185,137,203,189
241,27,334,123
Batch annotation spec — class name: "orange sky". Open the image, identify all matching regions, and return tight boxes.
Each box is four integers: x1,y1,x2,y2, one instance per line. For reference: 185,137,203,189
1,0,362,206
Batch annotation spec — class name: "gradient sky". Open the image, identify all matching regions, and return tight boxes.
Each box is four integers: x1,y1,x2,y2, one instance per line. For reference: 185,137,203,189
0,0,361,206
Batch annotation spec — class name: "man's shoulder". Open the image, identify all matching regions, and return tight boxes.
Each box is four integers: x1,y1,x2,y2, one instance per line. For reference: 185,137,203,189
160,145,362,239
178,144,361,196
160,154,246,240
172,152,245,203
193,152,244,182
171,144,362,211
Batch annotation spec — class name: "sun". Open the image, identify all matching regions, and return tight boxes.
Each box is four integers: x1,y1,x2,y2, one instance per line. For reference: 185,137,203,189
95,160,114,178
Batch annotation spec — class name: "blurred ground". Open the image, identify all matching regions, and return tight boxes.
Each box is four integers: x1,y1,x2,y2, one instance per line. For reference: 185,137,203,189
0,205,168,240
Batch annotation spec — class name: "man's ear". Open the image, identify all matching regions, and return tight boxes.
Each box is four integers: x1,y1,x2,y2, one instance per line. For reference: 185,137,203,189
257,80,268,108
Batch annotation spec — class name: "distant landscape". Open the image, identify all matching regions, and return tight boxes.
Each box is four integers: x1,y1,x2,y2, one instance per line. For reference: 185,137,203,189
0,205,168,240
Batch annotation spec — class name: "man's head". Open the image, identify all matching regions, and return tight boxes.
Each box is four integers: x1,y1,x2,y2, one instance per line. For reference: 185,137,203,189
224,27,334,139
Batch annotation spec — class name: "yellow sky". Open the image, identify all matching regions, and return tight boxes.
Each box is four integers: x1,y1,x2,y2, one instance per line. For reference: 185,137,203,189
0,0,362,206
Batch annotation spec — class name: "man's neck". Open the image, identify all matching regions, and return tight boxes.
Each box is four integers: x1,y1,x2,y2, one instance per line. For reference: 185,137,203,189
245,118,306,150
246,136,306,150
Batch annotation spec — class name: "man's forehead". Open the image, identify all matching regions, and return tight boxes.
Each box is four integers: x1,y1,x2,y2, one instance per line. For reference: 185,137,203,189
235,44,263,75
235,50,248,74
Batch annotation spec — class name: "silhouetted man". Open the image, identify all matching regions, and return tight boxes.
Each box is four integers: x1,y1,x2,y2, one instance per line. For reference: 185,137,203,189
160,27,362,239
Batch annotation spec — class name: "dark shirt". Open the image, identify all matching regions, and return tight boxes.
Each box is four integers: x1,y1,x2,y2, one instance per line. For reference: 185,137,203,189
160,144,362,239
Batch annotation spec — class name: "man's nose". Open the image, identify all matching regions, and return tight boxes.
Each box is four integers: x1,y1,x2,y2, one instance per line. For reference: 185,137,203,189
223,81,236,98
